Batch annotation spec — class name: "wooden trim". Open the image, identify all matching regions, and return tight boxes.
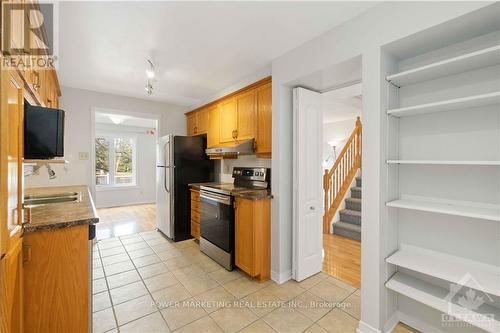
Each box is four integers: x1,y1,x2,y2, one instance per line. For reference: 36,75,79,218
185,76,272,115
323,117,362,233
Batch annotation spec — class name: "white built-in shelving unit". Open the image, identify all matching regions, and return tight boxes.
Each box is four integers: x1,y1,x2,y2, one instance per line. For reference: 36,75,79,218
386,197,500,222
382,6,500,332
386,272,500,333
387,91,500,117
386,244,500,297
387,160,500,166
386,44,500,86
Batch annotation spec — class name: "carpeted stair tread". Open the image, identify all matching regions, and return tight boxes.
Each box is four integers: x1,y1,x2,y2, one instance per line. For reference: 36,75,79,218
339,209,361,217
332,222,361,241
339,209,361,225
345,198,362,211
351,186,362,199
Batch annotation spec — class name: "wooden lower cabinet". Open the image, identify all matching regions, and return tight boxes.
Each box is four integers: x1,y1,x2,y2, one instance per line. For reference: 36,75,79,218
0,233,23,333
23,225,89,333
190,189,200,240
235,198,271,281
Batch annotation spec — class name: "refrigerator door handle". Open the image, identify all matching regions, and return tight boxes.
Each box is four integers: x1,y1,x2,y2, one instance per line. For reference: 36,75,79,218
164,167,170,193
164,140,171,193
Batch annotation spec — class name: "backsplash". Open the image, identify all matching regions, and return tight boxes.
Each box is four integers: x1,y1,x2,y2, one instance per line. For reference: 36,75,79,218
214,155,272,182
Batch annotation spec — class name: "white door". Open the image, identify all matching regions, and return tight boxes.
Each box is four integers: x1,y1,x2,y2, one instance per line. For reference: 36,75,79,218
293,87,323,281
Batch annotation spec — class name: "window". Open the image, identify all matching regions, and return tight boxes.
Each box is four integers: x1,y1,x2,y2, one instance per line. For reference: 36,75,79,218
95,136,136,187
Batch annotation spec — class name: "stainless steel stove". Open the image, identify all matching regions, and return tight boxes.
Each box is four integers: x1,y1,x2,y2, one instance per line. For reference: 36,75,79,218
199,167,270,270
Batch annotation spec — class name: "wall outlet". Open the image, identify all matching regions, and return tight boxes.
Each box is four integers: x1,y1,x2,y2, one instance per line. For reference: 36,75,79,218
78,152,89,160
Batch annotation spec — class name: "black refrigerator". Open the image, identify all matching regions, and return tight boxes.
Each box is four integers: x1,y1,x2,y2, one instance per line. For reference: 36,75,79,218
156,134,214,241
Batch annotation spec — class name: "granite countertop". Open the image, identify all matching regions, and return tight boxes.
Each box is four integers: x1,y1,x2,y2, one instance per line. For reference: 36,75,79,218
24,185,99,233
232,189,273,200
189,182,272,201
188,182,220,190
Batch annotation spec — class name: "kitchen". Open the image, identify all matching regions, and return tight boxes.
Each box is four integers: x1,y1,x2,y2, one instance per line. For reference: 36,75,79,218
3,2,498,333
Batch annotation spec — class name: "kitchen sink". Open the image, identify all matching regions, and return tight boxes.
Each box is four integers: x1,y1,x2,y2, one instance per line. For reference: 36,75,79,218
24,192,79,200
23,192,81,208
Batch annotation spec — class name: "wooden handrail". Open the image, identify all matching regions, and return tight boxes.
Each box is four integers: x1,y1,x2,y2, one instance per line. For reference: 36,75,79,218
323,117,362,233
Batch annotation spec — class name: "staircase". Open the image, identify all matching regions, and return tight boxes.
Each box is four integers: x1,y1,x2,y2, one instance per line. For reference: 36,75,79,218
323,117,362,235
332,176,361,241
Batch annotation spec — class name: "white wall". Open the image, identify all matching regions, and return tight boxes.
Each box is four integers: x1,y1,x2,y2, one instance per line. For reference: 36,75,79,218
25,86,187,190
94,123,157,208
270,2,490,332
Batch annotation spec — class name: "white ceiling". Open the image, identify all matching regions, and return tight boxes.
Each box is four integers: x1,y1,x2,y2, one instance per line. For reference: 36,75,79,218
58,1,376,107
95,112,157,128
322,83,362,124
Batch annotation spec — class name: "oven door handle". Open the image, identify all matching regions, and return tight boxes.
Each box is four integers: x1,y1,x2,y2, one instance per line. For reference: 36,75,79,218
200,191,231,205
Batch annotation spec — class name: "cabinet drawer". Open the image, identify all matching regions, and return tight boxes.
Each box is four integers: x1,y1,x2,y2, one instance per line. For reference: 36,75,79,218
191,198,200,212
191,221,200,240
191,210,200,223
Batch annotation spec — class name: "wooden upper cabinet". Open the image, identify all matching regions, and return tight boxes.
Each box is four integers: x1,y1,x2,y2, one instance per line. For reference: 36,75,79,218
219,98,237,143
185,77,271,153
235,89,256,141
0,70,24,256
187,113,197,136
187,108,209,136
255,82,272,157
207,105,220,148
45,71,56,108
196,108,209,134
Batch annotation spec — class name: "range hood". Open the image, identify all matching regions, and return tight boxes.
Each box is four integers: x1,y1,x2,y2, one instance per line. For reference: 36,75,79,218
205,139,255,157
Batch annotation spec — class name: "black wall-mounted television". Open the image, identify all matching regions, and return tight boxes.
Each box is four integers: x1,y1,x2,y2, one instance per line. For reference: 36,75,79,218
24,102,65,159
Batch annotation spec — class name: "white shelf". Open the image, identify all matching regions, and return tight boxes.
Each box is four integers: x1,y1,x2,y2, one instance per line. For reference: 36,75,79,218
387,91,500,117
386,244,500,297
387,160,500,166
387,44,500,86
386,197,500,222
386,272,500,333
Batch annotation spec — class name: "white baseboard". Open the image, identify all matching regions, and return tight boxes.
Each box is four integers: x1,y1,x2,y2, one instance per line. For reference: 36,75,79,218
271,269,292,284
384,312,400,333
357,320,381,333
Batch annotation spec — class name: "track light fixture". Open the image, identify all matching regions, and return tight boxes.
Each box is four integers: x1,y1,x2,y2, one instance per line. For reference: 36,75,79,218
145,59,155,96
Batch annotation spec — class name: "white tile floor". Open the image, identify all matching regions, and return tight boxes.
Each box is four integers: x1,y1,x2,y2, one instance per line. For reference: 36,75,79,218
92,230,363,333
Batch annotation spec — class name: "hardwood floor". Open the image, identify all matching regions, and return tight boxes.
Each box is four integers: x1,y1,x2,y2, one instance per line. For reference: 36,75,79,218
322,233,361,288
96,204,156,239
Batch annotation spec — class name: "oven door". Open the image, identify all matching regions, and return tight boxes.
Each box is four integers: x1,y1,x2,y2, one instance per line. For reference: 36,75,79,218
199,190,234,253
